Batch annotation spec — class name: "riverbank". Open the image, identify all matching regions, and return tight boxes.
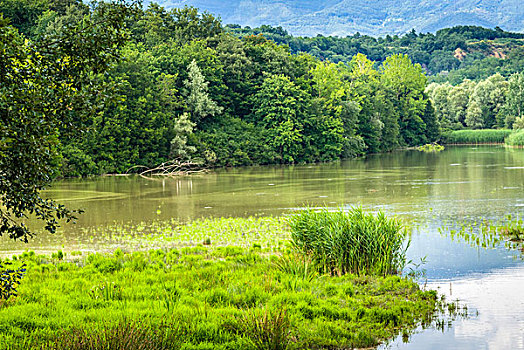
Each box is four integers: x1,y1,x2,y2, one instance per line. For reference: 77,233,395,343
0,243,442,350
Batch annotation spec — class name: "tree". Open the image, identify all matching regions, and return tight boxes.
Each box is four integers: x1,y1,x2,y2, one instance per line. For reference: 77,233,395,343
0,1,138,241
170,113,196,160
253,74,309,163
465,74,508,129
502,72,524,128
380,54,430,146
184,59,223,122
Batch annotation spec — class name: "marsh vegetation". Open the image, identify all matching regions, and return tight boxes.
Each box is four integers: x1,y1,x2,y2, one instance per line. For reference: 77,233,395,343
0,211,443,350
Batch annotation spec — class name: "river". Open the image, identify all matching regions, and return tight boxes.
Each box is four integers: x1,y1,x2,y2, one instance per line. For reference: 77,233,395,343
1,146,523,349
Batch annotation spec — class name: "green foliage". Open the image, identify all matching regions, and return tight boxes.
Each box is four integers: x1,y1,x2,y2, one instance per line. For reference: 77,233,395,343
288,207,409,276
185,59,223,123
0,1,139,240
505,129,524,147
0,247,440,350
0,262,26,301
170,113,196,160
441,129,512,144
497,217,524,242
380,54,432,146
253,74,309,164
227,24,524,79
513,116,524,130
2,1,450,190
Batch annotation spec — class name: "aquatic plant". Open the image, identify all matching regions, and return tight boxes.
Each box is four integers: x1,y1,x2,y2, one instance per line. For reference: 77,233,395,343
496,216,524,242
288,207,409,276
416,143,445,152
82,216,289,252
439,216,524,253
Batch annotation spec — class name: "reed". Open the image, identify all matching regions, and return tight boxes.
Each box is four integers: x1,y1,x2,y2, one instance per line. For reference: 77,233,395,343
288,207,409,277
441,129,512,144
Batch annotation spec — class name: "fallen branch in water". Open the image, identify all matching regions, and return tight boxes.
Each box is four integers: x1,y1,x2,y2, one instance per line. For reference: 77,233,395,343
126,159,206,177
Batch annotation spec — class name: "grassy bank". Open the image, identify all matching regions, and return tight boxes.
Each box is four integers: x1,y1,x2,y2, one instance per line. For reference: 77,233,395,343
0,212,445,349
0,247,439,350
441,129,512,144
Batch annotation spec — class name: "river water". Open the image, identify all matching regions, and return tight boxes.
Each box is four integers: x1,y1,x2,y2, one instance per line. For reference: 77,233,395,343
1,146,523,349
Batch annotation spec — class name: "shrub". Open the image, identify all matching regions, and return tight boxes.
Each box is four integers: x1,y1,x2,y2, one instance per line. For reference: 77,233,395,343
505,129,524,146
288,207,409,276
513,116,524,130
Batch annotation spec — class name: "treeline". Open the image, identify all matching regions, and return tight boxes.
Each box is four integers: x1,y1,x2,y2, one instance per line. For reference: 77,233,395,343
427,73,524,130
226,24,524,84
1,1,441,176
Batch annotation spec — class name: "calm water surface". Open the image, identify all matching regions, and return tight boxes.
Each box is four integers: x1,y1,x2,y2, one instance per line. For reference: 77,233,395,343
1,146,523,349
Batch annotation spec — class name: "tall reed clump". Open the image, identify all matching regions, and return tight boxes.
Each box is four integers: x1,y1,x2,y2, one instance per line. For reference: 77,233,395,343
505,129,524,147
288,207,409,276
441,129,512,144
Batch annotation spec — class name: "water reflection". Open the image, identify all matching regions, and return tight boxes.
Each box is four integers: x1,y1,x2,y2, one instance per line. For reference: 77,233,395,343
381,266,524,350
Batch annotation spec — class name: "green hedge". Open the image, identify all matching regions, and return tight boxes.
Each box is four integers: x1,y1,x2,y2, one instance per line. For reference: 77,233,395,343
441,129,512,144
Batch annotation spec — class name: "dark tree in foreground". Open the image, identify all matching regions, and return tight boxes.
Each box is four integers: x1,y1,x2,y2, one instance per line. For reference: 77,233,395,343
0,1,138,241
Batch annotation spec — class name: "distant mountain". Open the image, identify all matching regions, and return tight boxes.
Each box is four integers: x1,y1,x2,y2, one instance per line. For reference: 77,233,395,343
149,0,524,36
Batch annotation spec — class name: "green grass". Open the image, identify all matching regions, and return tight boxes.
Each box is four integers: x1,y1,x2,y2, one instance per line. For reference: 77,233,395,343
0,246,440,350
288,207,409,277
441,129,512,144
505,129,524,147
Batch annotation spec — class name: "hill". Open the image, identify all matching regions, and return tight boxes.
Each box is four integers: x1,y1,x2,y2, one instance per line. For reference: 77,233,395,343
150,0,524,36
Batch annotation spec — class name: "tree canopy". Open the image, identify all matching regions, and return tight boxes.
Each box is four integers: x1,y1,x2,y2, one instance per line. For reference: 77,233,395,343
0,0,138,241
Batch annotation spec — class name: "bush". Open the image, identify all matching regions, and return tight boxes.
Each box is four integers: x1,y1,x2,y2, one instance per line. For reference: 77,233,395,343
288,207,409,276
513,116,524,130
506,129,524,146
441,129,512,144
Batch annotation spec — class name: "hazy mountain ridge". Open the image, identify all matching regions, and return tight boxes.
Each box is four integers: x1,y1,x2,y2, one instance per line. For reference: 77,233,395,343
151,0,524,36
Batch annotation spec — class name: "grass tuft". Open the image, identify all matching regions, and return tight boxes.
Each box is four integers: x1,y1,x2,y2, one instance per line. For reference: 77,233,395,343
288,207,409,277
240,308,291,350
